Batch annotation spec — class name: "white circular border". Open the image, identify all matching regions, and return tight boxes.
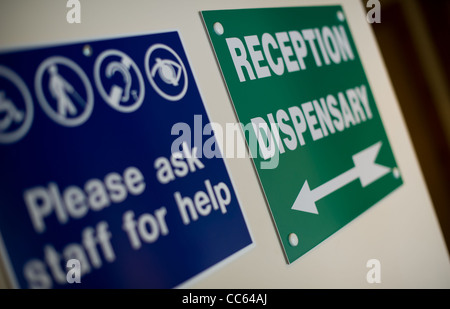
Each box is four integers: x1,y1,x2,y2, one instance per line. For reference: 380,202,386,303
145,44,188,102
35,56,94,127
94,49,145,113
0,66,34,144
288,233,299,247
213,22,224,36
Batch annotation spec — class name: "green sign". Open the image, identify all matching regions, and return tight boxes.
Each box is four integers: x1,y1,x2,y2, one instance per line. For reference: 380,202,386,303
202,6,403,263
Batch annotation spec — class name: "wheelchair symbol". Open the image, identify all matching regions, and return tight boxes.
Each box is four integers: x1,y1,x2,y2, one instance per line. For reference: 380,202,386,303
0,66,34,144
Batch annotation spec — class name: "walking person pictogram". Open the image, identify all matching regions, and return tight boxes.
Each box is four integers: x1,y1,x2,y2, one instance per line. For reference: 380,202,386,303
35,56,93,127
48,64,80,117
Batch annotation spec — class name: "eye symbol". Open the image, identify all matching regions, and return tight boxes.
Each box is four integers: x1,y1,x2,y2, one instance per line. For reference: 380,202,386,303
151,58,182,86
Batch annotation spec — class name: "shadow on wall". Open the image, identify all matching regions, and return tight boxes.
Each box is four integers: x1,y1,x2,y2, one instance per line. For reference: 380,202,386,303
363,0,450,252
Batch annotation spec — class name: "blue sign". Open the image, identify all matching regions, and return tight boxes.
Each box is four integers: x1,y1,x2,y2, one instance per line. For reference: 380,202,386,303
0,31,252,288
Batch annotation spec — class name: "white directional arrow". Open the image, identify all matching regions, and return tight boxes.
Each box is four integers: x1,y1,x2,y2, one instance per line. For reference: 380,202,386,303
292,142,391,215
